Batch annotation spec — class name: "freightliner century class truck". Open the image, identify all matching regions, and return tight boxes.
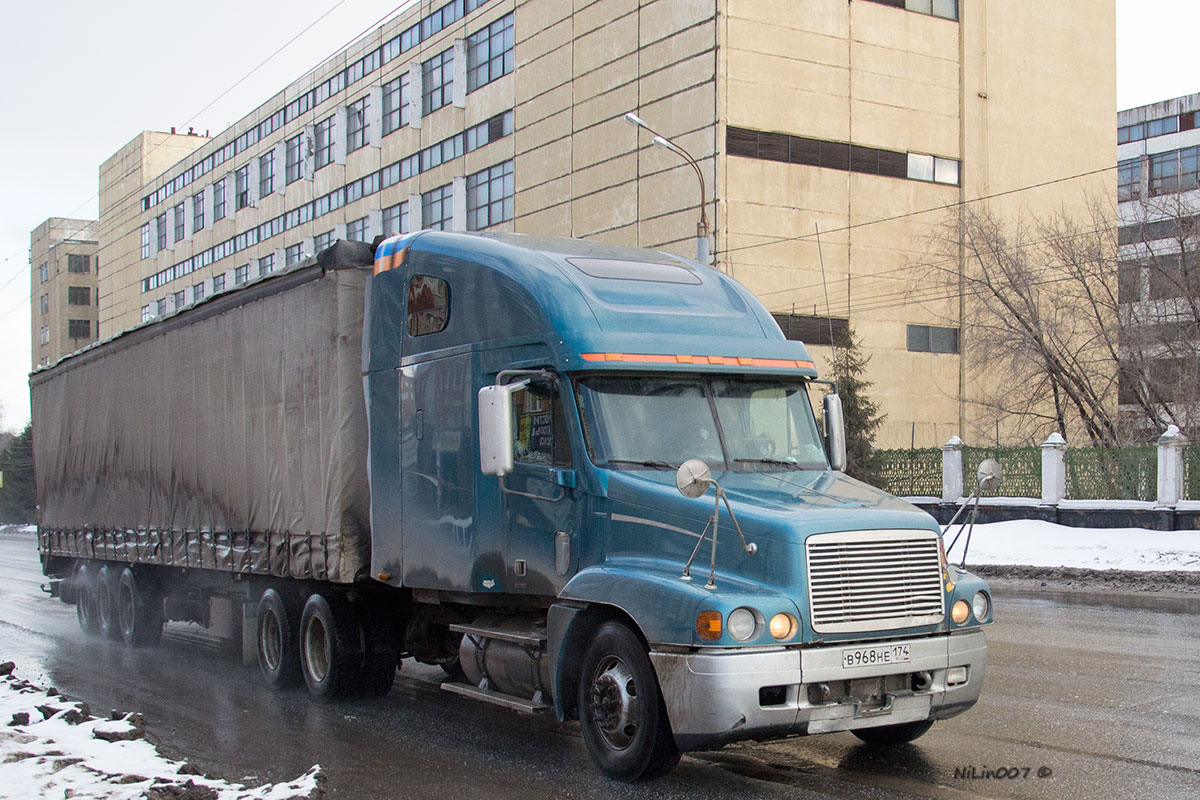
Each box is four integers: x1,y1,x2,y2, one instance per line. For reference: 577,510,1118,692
34,231,993,780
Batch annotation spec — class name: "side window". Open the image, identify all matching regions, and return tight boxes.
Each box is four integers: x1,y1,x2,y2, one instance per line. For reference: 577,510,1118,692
407,274,450,335
512,379,572,468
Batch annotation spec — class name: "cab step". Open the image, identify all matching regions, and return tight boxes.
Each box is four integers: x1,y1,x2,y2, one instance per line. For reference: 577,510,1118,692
440,681,552,714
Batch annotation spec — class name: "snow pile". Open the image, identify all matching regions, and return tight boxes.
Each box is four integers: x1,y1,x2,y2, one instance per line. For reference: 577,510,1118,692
949,520,1200,572
0,662,321,800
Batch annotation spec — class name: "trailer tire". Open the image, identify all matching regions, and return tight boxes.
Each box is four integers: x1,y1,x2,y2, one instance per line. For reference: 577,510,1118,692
257,588,302,688
578,622,680,781
95,565,122,641
851,719,934,746
74,563,99,635
117,568,163,647
299,593,363,702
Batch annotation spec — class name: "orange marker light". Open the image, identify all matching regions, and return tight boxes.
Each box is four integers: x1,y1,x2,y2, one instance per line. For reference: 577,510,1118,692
696,610,723,641
579,352,816,369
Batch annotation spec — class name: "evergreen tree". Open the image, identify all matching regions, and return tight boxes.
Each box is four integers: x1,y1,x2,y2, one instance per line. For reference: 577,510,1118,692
830,328,886,485
0,423,35,524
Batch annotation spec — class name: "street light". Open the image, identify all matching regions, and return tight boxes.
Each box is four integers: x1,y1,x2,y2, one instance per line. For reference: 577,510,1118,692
625,112,711,265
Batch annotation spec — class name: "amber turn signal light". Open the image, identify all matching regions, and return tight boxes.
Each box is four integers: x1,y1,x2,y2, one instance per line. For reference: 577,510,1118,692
696,610,722,641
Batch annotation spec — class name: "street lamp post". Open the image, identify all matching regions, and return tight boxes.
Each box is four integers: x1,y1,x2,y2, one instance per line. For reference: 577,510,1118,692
625,112,711,265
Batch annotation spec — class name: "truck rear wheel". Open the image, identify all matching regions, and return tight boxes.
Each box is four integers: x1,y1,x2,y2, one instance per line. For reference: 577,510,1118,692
299,593,363,702
851,719,935,746
117,568,163,647
257,588,302,688
95,564,122,641
578,622,680,781
74,563,98,635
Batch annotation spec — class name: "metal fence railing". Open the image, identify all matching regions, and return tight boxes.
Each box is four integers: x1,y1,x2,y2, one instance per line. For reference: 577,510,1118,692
963,446,1041,498
1064,446,1156,501
874,448,942,497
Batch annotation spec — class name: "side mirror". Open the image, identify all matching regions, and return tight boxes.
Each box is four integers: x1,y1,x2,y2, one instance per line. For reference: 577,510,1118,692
977,458,1003,492
823,393,847,472
675,459,713,498
478,385,516,476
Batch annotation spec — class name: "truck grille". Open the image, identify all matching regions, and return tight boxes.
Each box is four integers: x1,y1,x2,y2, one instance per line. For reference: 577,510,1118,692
806,530,945,634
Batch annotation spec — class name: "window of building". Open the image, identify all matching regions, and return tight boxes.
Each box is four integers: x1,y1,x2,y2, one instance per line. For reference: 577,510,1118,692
40,325,49,345
67,254,91,273
213,179,227,221
260,150,275,196
67,287,90,306
383,201,409,236
422,183,454,230
285,134,304,183
907,324,959,354
772,314,849,346
1118,158,1142,202
39,262,48,283
173,289,186,309
407,275,450,336
193,190,205,232
141,304,152,323
235,165,250,210
156,214,168,251
234,264,249,285
314,230,335,252
906,152,960,185
382,74,410,135
213,273,226,292
156,298,167,317
422,48,454,115
285,243,303,265
347,96,370,152
39,294,48,315
193,282,205,302
467,13,514,92
1150,146,1200,196
346,216,370,241
314,116,335,170
258,253,274,276
173,202,185,242
141,224,152,258
68,319,91,339
872,0,958,20
466,160,513,230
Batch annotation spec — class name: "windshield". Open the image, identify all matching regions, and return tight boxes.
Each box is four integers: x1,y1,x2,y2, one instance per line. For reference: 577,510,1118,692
575,375,829,470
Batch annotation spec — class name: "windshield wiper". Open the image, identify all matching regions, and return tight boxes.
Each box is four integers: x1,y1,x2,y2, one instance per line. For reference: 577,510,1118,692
734,457,803,469
606,459,677,470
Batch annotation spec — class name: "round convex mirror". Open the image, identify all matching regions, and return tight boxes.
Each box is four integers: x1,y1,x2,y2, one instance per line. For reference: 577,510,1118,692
675,459,712,499
977,458,1003,492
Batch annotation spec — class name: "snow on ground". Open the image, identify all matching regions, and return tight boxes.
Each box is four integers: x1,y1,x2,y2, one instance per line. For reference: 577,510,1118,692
0,663,320,800
947,519,1200,572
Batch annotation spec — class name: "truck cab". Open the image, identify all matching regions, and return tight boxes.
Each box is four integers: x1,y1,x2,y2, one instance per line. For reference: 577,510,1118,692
363,231,992,780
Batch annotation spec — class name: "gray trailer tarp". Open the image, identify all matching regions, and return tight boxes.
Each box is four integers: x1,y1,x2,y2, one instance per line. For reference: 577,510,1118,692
32,244,372,583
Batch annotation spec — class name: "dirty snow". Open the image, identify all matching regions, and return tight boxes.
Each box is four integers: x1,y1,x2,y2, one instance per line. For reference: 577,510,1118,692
0,663,320,800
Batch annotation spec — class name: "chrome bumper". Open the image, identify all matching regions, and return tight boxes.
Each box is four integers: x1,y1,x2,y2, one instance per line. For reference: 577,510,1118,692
649,630,986,751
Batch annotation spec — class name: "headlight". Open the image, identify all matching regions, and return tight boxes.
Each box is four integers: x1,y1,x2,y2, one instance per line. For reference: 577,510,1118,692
951,599,970,624
769,612,798,640
972,591,990,621
727,607,759,641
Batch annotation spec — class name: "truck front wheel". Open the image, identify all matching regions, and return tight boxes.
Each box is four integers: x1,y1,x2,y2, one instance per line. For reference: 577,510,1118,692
299,593,362,702
578,622,680,781
851,719,935,746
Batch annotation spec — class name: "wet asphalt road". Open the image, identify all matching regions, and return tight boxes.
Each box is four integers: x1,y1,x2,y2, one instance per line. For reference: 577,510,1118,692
2,529,1198,800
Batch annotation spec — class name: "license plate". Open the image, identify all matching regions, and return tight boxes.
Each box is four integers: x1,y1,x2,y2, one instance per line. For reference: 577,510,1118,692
841,644,910,669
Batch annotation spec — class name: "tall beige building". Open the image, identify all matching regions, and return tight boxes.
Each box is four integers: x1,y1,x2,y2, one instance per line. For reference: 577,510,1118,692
30,218,100,368
87,0,1114,447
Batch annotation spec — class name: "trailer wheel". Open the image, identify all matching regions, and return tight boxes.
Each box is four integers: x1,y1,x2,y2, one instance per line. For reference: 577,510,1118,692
95,565,122,641
74,563,99,635
299,593,363,702
117,568,163,647
578,622,680,781
257,588,302,688
851,719,935,746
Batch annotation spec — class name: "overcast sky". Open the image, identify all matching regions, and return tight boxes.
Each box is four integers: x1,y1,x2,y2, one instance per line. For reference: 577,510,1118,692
0,0,1188,431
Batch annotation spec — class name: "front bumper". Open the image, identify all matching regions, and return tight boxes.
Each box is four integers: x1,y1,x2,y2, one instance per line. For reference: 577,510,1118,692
650,630,986,751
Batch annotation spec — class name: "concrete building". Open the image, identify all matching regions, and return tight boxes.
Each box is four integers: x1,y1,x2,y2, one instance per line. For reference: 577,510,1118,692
85,0,1113,447
30,218,100,368
1116,92,1200,438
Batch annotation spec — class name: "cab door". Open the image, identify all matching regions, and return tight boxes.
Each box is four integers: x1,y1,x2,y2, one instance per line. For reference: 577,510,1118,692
500,373,582,595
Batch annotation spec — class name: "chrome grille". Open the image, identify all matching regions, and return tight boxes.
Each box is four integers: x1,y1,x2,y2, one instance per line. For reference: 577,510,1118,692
806,530,945,633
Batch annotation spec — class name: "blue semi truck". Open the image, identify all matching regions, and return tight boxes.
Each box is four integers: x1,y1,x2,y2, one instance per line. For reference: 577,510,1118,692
34,231,992,780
